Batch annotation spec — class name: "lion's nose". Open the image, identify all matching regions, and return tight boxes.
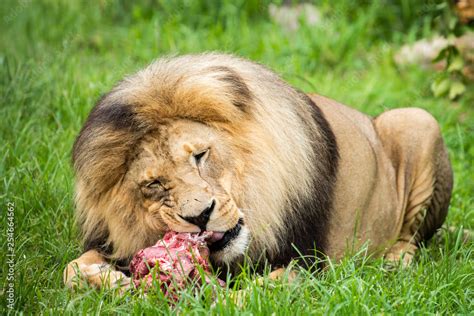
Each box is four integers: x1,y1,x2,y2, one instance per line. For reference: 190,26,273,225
181,200,216,230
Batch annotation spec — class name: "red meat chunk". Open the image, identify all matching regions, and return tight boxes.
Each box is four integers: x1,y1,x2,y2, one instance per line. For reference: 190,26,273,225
129,231,225,297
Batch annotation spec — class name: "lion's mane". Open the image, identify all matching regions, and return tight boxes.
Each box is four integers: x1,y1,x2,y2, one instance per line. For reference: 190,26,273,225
72,53,339,267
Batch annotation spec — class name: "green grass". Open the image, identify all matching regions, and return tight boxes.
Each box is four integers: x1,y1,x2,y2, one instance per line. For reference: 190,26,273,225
1,0,473,314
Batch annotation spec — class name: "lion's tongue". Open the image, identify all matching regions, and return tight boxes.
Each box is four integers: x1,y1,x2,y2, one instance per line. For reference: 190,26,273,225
208,231,225,243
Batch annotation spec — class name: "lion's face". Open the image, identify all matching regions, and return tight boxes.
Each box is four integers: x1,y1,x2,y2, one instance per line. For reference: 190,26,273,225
125,120,249,264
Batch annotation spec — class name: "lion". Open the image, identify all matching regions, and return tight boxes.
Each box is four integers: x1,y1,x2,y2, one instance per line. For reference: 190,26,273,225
64,53,453,290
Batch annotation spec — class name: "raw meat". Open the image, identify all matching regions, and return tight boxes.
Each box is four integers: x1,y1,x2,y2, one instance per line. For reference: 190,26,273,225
129,231,225,298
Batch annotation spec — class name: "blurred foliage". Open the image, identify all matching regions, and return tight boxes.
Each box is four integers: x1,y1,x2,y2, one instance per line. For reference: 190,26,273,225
430,1,473,100
110,0,271,25
432,45,467,100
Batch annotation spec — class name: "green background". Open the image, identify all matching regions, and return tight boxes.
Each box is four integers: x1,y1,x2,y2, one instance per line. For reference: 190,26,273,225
1,0,473,314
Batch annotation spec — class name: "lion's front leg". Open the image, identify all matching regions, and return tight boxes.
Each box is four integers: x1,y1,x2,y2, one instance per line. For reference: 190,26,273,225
268,267,297,282
64,250,130,290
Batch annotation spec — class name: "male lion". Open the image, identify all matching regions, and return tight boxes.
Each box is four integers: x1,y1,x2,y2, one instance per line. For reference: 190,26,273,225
64,53,453,289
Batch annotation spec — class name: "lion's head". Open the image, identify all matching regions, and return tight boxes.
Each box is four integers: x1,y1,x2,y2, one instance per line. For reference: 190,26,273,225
73,54,337,270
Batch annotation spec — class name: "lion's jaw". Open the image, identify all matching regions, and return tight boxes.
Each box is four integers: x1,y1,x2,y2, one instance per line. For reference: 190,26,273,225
124,119,249,265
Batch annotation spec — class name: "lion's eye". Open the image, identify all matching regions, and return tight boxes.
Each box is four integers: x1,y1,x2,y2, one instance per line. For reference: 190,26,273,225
193,149,209,164
146,180,163,189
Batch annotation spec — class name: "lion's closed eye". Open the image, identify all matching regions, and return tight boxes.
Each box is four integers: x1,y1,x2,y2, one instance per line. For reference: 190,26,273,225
146,179,163,188
141,179,169,201
193,148,210,166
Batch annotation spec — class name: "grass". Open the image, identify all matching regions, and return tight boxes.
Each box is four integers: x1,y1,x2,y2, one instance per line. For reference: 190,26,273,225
1,0,473,314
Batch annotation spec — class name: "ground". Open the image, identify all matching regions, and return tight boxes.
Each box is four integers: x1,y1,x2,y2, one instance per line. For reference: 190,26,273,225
1,0,473,314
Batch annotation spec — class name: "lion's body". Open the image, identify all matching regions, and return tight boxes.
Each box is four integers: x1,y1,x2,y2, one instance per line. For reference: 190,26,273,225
64,54,453,289
314,95,452,262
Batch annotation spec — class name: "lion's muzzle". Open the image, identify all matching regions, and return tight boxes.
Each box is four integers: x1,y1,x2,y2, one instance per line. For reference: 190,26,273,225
208,218,244,252
179,199,216,230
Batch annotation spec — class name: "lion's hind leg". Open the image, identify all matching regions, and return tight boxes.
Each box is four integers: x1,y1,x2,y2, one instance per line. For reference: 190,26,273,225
374,108,453,266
